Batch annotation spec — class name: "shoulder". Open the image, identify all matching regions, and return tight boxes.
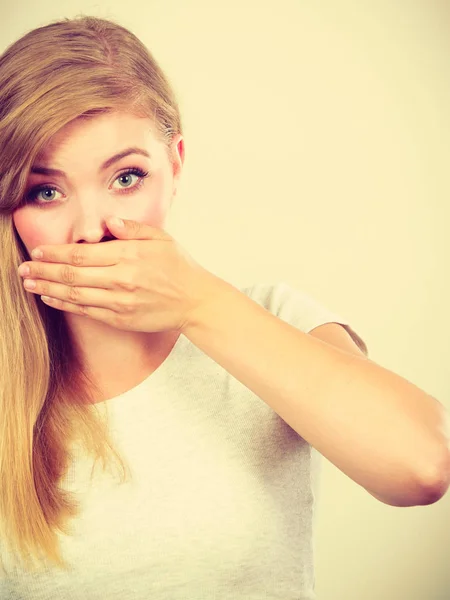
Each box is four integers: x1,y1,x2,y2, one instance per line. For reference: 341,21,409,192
239,281,369,359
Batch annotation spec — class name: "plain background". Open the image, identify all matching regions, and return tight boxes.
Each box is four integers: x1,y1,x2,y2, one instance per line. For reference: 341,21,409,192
1,1,449,598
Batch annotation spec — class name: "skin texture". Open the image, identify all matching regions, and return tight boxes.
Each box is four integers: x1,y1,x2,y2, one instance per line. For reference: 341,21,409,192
12,111,185,402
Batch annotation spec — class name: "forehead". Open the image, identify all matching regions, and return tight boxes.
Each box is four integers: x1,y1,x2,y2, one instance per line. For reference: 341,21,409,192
35,112,160,163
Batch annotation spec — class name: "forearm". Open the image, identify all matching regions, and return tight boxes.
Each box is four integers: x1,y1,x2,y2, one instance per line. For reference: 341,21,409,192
182,275,450,507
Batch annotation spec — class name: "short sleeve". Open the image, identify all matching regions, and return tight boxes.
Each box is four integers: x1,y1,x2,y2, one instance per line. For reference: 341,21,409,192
240,280,369,358
240,280,369,519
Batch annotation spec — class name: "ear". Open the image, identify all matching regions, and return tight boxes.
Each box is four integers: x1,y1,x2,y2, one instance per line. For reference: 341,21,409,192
170,135,185,182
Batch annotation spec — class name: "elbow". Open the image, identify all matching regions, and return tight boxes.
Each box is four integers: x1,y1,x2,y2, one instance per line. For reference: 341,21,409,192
415,448,450,506
369,449,450,508
418,398,450,505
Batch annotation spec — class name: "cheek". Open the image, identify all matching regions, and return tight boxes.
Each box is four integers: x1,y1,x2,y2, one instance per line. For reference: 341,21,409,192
141,202,166,228
138,175,172,228
12,208,63,254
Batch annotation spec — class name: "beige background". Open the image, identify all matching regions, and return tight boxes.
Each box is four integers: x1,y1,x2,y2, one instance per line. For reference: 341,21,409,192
1,1,449,598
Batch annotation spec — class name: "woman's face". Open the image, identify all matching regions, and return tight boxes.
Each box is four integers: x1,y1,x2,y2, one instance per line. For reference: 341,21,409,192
13,111,184,254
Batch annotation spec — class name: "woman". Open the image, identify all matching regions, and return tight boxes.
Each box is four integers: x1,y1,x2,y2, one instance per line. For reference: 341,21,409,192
0,15,448,600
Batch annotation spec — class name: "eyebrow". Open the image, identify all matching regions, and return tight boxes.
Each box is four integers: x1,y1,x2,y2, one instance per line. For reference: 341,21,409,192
30,147,151,177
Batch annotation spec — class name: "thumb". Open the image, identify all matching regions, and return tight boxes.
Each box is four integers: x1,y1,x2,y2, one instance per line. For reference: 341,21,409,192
107,216,172,241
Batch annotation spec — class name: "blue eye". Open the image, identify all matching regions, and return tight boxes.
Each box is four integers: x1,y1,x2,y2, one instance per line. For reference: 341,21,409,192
112,168,150,193
25,167,150,207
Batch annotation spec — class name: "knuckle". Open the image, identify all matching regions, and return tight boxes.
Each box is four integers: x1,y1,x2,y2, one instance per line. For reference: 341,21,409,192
34,265,44,279
70,246,84,266
113,297,124,312
68,286,80,302
117,271,137,292
135,242,148,261
114,312,128,329
120,241,139,263
79,304,89,317
61,265,75,284
116,295,136,314
130,221,140,235
124,296,137,313
118,242,131,260
123,281,137,293
40,282,50,295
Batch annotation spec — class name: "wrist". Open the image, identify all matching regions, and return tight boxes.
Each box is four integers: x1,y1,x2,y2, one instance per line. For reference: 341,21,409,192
181,269,233,337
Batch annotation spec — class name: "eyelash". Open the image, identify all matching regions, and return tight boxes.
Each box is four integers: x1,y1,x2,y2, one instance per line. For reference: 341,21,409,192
25,167,150,208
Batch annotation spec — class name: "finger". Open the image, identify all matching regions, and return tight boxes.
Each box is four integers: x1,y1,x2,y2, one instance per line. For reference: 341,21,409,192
31,239,121,266
40,295,125,328
31,220,172,264
107,218,173,242
20,262,120,290
24,278,131,310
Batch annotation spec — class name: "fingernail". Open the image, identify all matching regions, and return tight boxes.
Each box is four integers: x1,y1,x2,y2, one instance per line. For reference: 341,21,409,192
18,265,30,276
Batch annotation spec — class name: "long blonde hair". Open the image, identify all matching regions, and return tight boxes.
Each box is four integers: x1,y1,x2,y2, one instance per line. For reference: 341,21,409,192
0,14,183,574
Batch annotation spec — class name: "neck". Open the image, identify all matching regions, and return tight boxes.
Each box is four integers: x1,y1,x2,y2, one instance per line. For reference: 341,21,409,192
64,313,180,401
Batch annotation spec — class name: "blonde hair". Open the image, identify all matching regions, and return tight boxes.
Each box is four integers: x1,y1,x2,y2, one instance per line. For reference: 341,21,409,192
0,14,183,574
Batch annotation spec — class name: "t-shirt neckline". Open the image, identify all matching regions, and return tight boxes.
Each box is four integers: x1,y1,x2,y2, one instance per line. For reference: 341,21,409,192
99,331,187,406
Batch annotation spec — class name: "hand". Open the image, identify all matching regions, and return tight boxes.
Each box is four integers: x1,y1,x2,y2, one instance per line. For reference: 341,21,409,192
17,217,218,334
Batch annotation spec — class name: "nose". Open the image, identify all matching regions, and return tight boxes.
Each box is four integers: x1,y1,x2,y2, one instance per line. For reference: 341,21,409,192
73,216,117,244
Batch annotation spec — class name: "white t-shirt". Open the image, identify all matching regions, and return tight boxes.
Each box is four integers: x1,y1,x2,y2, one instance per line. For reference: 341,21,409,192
0,281,368,600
